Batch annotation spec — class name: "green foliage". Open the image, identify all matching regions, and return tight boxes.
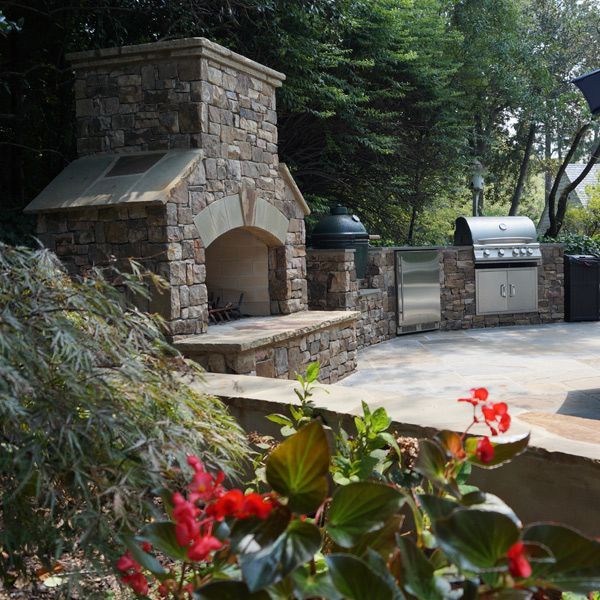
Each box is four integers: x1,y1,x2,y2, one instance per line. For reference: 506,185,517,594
122,412,600,598
564,181,600,236
543,233,600,256
267,362,321,437
331,400,399,485
0,243,248,583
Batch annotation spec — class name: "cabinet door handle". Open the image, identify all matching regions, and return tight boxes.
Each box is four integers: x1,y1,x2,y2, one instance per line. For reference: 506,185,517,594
509,284,516,297
500,284,507,298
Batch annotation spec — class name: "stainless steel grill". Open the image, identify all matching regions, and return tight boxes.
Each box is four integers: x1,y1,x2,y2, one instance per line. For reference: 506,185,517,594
454,216,541,263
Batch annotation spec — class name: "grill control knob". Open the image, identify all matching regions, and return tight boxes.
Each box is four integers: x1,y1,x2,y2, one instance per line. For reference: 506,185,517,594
520,248,526,255
527,248,533,255
513,248,519,256
498,249,505,257
483,249,491,257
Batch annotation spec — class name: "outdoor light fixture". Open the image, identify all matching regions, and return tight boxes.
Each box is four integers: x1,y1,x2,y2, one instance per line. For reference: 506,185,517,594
573,69,600,116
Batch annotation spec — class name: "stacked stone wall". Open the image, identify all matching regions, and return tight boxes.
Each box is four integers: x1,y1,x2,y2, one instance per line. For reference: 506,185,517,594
306,247,396,348
441,244,564,330
185,320,357,384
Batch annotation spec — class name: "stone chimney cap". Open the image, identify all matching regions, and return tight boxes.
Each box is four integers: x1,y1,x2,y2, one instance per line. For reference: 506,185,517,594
66,37,286,88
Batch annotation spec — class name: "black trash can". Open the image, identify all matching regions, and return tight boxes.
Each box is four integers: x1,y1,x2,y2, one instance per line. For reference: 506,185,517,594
310,205,370,278
565,255,600,322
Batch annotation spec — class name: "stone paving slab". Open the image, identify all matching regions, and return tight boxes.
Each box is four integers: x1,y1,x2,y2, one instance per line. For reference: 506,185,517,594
339,321,600,455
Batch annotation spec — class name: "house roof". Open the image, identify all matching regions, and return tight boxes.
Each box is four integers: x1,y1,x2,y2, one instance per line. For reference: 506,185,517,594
562,163,600,208
24,150,202,213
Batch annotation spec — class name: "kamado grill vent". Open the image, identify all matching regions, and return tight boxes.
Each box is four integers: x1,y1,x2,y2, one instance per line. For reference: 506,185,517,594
454,216,541,264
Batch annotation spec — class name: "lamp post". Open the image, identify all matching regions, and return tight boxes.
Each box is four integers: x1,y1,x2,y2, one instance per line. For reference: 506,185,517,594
573,69,600,116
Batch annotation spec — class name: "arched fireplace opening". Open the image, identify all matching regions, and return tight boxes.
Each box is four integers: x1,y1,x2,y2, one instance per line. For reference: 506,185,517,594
205,227,282,322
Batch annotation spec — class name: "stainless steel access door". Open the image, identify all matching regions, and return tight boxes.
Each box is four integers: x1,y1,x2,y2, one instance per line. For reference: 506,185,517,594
396,250,441,331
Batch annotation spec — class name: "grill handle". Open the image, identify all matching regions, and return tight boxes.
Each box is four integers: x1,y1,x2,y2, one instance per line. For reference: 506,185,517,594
500,284,507,298
509,284,516,297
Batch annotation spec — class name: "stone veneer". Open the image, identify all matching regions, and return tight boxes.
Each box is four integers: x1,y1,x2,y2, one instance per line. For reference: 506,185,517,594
306,248,396,348
175,312,359,383
28,38,310,337
441,244,564,329
308,244,564,339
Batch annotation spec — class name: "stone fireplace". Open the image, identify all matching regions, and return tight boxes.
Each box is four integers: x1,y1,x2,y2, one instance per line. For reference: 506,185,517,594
25,38,310,337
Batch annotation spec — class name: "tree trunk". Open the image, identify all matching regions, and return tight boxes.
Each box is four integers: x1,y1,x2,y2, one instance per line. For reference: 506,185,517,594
509,122,537,216
545,122,592,237
553,140,600,235
407,205,418,245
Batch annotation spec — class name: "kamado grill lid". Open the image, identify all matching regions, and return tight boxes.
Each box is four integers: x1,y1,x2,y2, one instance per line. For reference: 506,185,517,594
311,205,369,248
454,216,537,246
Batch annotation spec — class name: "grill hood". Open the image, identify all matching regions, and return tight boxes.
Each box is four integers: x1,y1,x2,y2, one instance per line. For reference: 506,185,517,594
454,216,541,263
454,216,537,245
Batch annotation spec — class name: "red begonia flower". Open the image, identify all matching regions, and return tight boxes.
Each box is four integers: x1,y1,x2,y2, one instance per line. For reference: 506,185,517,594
141,542,152,553
498,412,511,433
507,542,532,578
207,489,245,521
475,436,494,463
187,533,223,561
116,551,140,574
472,388,489,401
493,402,508,415
157,580,175,597
122,571,149,595
240,493,275,519
173,492,201,547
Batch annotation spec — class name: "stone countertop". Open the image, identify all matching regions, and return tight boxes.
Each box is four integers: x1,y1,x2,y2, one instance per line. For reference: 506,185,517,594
174,310,360,353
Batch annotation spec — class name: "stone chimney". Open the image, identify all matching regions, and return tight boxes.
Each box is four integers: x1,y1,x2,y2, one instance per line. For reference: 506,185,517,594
69,37,285,158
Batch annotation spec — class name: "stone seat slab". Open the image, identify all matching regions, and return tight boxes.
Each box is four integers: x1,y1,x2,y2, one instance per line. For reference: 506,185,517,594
174,310,360,353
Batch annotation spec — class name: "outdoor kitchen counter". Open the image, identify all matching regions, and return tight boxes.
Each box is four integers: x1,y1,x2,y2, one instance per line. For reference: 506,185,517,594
174,310,360,353
175,311,361,383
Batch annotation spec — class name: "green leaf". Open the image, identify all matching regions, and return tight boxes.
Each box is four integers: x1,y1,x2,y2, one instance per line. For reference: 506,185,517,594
465,433,530,468
239,520,322,592
326,554,395,600
266,420,330,514
266,414,293,426
349,514,405,558
292,566,342,600
460,492,521,527
306,362,320,383
364,549,405,599
229,509,290,554
326,481,406,548
121,535,167,576
414,439,447,484
395,536,444,600
370,407,392,432
418,494,458,521
435,430,465,458
194,580,271,599
139,521,187,561
524,523,600,593
433,509,520,572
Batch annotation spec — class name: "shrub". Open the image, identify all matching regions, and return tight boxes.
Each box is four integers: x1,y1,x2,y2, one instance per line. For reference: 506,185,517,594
0,243,248,586
116,368,600,599
542,232,600,256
